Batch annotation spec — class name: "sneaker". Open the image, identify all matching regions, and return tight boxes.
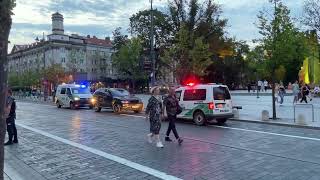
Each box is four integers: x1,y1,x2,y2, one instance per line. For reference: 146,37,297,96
4,141,13,146
310,98,313,101
156,142,164,148
178,138,183,145
165,137,172,142
13,140,18,144
147,134,153,144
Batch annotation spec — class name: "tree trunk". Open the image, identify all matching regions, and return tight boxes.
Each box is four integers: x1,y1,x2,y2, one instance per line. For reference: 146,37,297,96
0,13,12,179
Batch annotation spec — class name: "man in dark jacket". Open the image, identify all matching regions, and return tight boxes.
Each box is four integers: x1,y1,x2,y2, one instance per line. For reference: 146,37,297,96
163,88,183,144
5,89,18,145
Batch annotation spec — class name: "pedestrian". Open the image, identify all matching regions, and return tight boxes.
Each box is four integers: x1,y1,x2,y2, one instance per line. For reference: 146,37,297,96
247,82,251,93
306,84,313,102
163,88,183,144
292,80,300,104
4,88,18,145
258,80,262,92
264,80,268,92
145,86,164,148
278,83,286,104
300,83,308,103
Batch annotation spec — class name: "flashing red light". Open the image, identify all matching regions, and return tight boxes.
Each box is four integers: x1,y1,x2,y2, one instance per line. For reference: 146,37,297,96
209,102,215,110
187,82,195,86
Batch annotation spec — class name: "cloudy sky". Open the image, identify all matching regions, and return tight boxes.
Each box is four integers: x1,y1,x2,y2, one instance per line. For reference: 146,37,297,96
9,0,305,51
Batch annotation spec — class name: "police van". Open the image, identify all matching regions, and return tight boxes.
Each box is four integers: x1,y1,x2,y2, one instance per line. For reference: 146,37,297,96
175,83,233,125
55,84,94,109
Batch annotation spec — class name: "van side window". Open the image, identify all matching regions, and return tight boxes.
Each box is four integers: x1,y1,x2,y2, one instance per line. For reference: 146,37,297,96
175,91,182,101
61,88,66,94
183,89,206,101
213,87,231,100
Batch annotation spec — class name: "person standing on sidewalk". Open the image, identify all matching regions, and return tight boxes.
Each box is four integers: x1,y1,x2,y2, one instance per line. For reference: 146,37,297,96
292,80,300,104
4,88,18,145
164,88,183,144
145,86,164,148
300,83,308,103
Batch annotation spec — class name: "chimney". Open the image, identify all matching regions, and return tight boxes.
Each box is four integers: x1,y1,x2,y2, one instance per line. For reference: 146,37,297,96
87,35,90,38
105,37,110,41
93,36,97,39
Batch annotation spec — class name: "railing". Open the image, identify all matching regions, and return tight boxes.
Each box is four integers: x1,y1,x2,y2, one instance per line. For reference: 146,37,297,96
293,104,314,122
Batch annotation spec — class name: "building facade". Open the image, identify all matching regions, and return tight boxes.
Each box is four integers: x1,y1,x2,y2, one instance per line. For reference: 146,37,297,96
8,12,116,82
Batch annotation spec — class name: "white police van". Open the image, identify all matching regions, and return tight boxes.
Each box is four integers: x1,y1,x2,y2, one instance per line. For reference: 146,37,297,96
175,83,233,125
55,84,94,109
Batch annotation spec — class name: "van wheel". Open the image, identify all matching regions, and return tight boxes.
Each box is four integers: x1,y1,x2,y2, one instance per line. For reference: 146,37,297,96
217,118,227,125
70,102,76,110
56,101,62,108
193,111,205,126
113,104,122,113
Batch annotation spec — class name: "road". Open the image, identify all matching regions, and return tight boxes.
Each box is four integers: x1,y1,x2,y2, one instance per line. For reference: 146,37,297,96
6,102,320,180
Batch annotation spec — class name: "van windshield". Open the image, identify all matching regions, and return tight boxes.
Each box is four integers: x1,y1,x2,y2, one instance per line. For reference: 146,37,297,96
72,88,91,94
213,87,231,100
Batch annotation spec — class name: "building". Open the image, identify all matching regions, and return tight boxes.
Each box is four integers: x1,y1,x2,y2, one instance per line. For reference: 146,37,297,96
8,12,116,83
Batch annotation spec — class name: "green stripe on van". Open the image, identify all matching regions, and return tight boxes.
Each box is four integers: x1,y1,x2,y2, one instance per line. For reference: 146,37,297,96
183,103,212,118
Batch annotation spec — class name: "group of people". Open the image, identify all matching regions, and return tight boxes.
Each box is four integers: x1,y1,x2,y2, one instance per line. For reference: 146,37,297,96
248,80,269,93
145,86,183,148
292,81,314,104
275,81,317,105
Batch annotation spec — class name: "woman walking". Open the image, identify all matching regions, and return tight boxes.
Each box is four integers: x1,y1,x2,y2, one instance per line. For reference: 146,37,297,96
145,86,164,148
292,81,300,104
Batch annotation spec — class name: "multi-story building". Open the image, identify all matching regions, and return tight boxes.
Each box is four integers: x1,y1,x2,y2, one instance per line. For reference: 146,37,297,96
8,12,116,82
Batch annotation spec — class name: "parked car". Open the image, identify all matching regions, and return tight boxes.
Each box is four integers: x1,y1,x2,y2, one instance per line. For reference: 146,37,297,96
92,88,143,113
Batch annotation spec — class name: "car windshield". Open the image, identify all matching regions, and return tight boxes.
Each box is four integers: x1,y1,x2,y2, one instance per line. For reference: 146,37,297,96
71,88,91,94
213,87,231,100
110,89,130,97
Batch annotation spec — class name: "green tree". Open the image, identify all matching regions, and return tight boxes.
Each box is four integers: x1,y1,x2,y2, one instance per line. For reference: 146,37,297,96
112,27,128,52
112,38,145,91
0,0,16,175
42,64,66,86
303,0,320,38
256,0,309,119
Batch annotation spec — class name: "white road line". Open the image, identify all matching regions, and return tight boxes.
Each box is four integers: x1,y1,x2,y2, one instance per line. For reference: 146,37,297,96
16,123,182,180
120,114,320,142
120,114,146,118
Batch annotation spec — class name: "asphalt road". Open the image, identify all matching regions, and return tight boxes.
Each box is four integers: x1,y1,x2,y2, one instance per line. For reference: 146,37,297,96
6,102,320,180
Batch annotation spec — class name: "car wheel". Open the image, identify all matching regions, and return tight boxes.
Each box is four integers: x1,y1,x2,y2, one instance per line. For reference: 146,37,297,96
56,101,62,108
89,105,93,109
113,103,122,113
134,110,141,113
70,102,76,110
94,105,101,112
193,111,206,126
216,118,227,125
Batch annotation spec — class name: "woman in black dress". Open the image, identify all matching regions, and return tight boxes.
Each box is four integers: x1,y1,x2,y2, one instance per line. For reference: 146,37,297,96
146,86,164,148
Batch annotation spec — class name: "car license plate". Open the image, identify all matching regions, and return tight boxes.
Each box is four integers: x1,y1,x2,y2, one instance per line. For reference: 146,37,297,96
220,109,229,112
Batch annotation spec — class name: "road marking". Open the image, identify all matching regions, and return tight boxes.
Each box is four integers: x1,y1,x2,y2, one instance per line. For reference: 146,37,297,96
120,114,320,142
120,114,146,118
16,123,182,180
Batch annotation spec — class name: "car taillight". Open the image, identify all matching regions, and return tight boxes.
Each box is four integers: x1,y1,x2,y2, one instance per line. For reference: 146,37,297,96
209,102,215,110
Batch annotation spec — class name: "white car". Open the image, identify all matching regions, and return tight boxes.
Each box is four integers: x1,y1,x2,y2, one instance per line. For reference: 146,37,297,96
55,84,94,109
175,83,233,125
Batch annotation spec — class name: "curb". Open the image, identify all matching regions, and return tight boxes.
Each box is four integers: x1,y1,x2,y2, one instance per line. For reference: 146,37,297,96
229,118,320,130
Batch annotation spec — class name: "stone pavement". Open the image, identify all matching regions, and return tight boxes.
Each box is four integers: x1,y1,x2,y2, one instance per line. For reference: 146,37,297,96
5,101,320,180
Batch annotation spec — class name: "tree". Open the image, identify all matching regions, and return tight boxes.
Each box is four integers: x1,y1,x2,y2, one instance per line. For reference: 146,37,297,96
0,0,16,178
42,64,66,86
161,0,228,83
303,0,320,38
112,38,145,91
112,27,128,52
256,0,309,119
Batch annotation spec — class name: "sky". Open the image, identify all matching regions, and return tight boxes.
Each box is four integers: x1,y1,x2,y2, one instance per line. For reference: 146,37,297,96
9,0,305,51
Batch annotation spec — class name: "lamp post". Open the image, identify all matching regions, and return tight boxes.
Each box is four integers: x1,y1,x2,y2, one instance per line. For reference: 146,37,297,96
150,0,156,87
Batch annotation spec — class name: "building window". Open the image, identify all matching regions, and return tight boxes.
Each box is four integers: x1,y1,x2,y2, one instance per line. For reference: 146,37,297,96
61,58,66,63
80,59,84,64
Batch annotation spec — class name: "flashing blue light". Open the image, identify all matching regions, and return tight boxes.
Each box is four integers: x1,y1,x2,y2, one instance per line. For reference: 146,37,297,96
80,85,86,88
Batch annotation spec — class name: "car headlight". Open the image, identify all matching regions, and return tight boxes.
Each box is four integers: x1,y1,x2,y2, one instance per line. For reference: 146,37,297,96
74,97,80,101
91,98,96,104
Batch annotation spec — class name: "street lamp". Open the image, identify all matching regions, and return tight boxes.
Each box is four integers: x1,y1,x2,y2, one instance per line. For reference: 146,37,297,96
150,0,156,87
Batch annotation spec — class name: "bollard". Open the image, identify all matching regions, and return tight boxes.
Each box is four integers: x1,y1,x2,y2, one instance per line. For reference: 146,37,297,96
296,114,307,126
232,109,239,119
261,110,269,121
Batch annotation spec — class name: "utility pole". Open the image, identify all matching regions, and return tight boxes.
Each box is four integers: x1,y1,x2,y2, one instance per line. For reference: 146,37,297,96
150,0,156,86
